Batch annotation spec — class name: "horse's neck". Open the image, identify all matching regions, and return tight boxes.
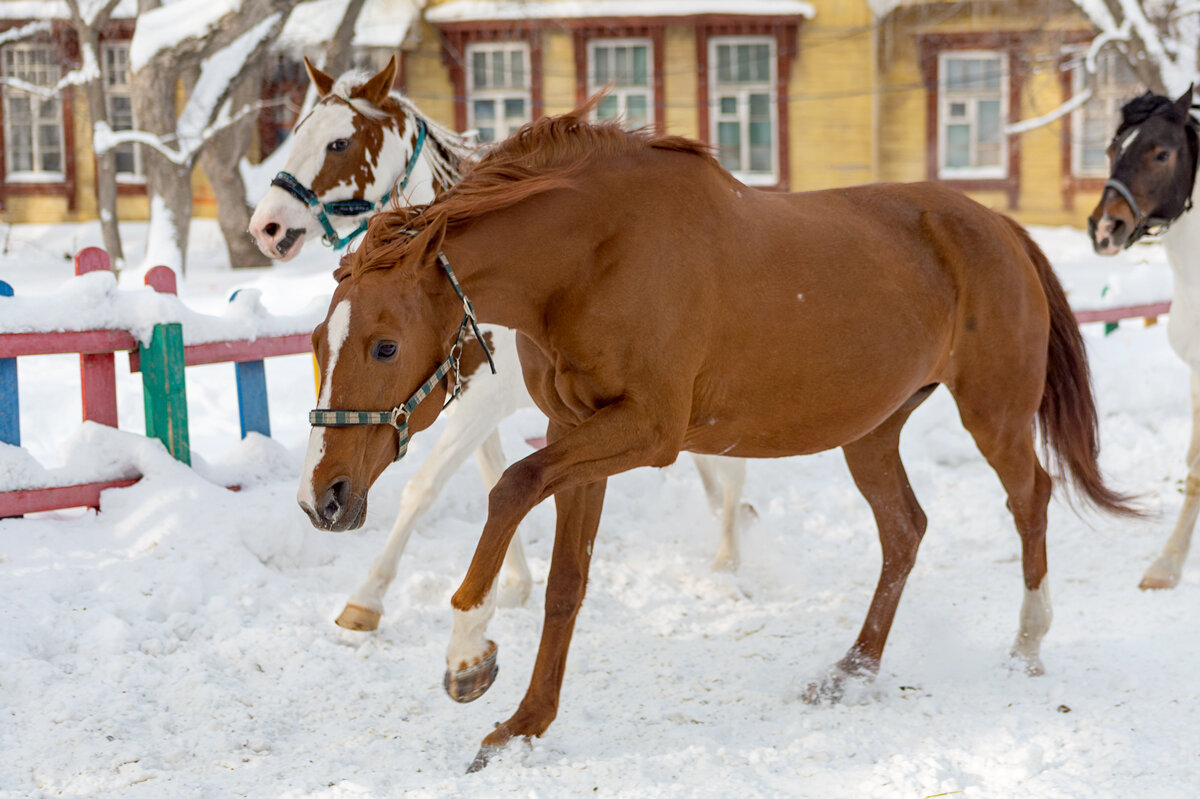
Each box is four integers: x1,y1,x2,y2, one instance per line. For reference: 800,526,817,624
1161,184,1200,368
390,96,472,205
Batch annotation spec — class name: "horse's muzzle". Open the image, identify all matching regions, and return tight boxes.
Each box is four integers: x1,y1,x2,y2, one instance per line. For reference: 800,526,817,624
299,478,367,531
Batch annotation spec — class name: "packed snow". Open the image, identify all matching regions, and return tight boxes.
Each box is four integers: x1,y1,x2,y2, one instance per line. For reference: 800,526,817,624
0,218,1196,797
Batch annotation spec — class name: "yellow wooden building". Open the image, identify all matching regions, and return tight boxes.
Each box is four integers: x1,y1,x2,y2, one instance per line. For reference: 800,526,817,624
0,0,1141,228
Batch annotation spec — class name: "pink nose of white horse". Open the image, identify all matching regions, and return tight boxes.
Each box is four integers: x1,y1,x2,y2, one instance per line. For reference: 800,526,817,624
248,213,307,261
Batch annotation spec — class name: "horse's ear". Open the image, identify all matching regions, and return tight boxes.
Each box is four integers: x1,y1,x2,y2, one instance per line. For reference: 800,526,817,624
351,55,397,107
1174,84,1195,115
305,56,336,97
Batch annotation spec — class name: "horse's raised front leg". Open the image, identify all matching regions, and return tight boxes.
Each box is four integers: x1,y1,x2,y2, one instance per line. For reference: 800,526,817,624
442,405,676,770
691,454,752,572
1140,369,1200,589
336,416,516,631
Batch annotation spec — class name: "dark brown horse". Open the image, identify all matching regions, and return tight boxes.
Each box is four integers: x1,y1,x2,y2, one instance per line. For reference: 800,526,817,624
301,106,1135,769
1087,87,1200,589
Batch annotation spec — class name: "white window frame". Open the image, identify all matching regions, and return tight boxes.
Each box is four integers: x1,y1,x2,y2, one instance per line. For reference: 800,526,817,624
101,41,144,183
708,35,778,186
1070,48,1140,178
587,37,654,130
937,50,1008,180
1,42,65,182
465,41,531,144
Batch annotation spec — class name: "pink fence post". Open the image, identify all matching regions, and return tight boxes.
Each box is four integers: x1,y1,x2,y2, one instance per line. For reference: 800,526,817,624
74,247,119,427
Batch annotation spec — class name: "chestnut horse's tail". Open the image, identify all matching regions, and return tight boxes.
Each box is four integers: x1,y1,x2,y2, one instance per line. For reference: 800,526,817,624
1005,217,1141,517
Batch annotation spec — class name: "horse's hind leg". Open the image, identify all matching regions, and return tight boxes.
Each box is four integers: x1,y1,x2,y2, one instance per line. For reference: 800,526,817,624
805,388,932,703
953,393,1053,675
1140,368,1200,589
691,454,753,571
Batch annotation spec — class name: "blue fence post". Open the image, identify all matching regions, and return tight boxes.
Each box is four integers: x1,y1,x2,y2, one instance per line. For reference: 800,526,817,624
0,281,18,446
230,290,271,439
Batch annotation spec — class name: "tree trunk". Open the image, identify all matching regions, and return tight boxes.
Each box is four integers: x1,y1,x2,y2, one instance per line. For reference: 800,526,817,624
66,1,124,265
133,65,193,273
200,63,267,268
323,0,368,77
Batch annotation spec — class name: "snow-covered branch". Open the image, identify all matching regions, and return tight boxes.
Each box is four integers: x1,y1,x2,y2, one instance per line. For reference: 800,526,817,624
1006,88,1093,135
0,20,52,47
93,98,296,165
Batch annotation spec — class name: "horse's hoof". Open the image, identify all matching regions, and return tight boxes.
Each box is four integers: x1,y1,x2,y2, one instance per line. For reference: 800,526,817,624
802,673,845,705
466,744,502,773
335,603,381,631
1010,650,1045,677
1138,571,1179,590
444,643,499,703
711,553,739,573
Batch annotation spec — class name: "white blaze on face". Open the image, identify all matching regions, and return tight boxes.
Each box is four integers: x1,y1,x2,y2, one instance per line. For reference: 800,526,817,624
446,581,499,671
299,299,352,507
250,101,359,240
1119,127,1140,155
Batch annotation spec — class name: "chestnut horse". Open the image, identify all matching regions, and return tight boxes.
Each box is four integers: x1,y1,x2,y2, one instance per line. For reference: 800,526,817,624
253,59,753,633
302,108,1135,768
1087,87,1200,589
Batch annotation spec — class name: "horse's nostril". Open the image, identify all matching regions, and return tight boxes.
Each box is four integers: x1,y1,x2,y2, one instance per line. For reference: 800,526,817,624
322,479,351,521
264,222,279,237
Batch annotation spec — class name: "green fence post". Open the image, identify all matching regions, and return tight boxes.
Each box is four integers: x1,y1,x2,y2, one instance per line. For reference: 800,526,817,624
140,266,190,465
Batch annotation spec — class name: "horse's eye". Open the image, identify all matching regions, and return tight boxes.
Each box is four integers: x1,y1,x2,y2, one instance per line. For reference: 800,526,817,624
1155,150,1171,162
371,340,398,361
328,138,350,153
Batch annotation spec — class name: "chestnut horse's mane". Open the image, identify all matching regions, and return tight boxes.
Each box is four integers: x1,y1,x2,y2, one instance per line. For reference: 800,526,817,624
338,99,722,282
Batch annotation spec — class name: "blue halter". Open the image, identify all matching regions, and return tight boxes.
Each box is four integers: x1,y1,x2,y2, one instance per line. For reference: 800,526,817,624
271,117,428,250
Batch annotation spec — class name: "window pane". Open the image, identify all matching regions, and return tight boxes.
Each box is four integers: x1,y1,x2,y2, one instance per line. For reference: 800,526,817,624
9,96,31,121
719,96,737,115
946,124,970,168
717,120,741,171
492,51,505,88
735,44,751,81
946,58,967,90
40,148,60,172
12,149,32,172
115,144,136,174
753,44,770,82
633,46,647,85
977,100,1001,145
596,94,619,119
595,47,609,85
509,50,525,88
625,94,648,127
504,98,525,124
473,98,495,124
949,101,966,118
982,58,1002,90
472,51,487,89
717,45,731,83
38,123,59,149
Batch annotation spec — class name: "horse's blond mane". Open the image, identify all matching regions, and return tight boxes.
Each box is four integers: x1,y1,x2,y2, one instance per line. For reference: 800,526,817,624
343,101,720,282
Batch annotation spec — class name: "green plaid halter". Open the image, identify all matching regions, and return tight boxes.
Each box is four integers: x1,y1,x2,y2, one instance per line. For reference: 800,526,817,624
308,252,496,462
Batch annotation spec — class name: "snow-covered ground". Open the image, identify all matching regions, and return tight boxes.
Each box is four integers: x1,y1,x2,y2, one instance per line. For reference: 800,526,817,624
0,219,1195,798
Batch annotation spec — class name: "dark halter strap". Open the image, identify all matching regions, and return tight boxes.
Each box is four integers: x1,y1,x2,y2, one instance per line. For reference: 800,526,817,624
271,117,428,250
308,251,496,462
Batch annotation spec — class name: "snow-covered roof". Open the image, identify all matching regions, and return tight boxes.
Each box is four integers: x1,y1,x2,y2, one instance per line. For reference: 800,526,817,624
0,0,139,20
278,0,425,51
426,0,816,23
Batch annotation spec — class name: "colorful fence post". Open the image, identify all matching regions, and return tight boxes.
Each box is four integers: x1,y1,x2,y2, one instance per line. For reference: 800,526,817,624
75,248,120,427
0,281,17,446
229,289,271,439
139,266,190,466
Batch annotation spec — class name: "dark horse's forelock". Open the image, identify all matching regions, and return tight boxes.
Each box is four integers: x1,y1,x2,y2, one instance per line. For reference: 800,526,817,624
1116,90,1198,137
340,98,721,283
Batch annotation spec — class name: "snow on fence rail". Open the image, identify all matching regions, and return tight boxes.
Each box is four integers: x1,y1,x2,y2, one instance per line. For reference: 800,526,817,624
0,247,318,517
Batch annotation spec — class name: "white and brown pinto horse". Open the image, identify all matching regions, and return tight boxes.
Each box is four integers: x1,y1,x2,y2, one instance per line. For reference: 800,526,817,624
303,107,1136,769
252,60,751,633
1088,87,1200,589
